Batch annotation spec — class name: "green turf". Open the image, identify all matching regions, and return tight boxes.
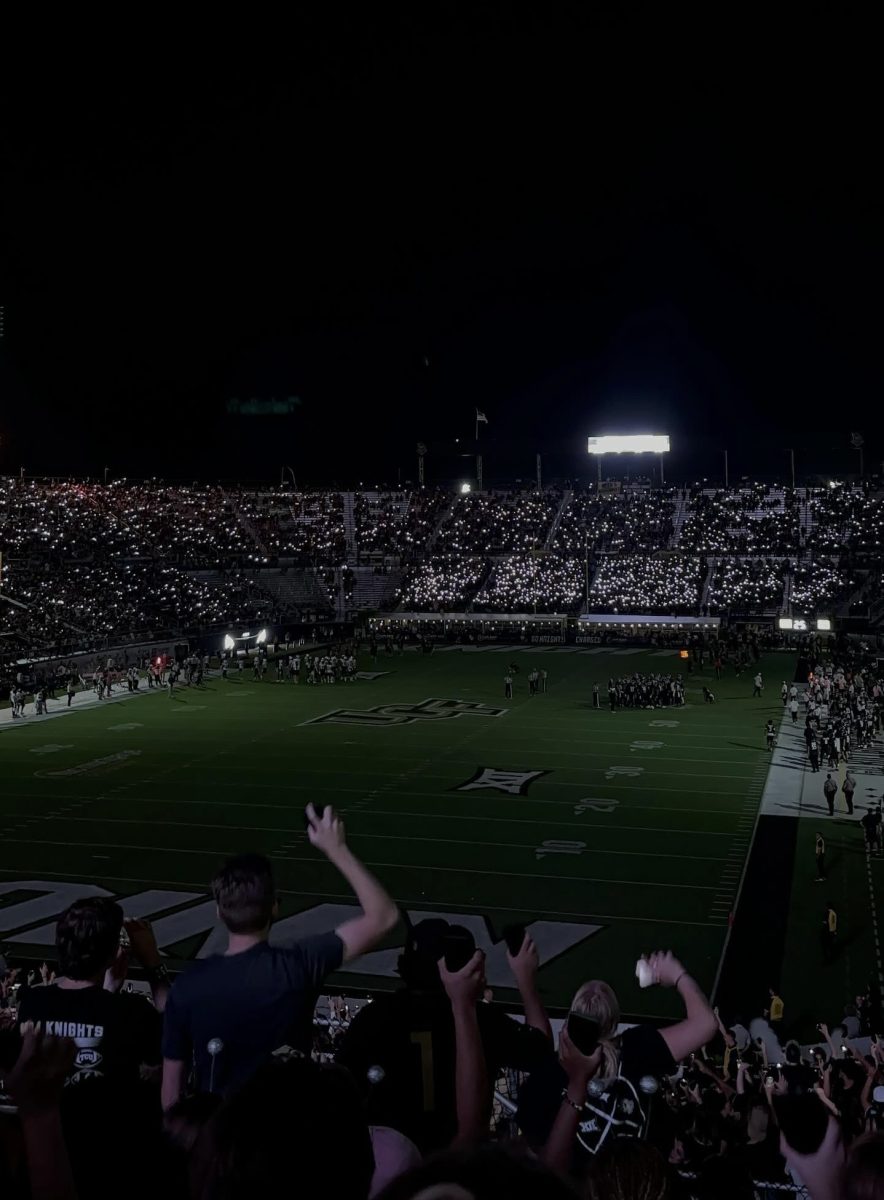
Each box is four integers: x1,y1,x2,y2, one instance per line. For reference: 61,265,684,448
0,648,789,1016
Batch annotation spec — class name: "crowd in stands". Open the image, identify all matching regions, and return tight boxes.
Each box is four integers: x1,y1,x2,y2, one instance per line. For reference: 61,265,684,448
432,491,561,555
809,487,884,556
474,556,583,613
553,489,675,555
396,557,486,611
588,556,705,614
353,490,449,559
0,560,278,659
792,561,848,610
679,486,802,555
6,480,884,641
2,813,883,1199
705,558,787,614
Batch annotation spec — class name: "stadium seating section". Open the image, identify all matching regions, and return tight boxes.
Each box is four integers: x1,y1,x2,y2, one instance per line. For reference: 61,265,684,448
2,480,882,664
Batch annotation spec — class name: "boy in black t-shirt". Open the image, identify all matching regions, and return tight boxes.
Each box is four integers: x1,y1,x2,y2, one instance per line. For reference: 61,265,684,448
17,898,161,1096
17,898,164,1198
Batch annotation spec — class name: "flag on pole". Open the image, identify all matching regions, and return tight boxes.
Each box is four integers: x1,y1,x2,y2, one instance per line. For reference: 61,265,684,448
476,409,488,425
850,432,864,449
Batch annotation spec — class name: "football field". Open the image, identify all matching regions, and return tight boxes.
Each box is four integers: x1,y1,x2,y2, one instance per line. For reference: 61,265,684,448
1,647,791,1018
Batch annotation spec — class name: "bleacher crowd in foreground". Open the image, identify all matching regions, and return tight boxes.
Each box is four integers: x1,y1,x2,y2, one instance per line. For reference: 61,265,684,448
1,819,882,1199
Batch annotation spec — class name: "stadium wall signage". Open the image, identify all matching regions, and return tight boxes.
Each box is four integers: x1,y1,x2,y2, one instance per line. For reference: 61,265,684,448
0,881,601,988
530,635,565,644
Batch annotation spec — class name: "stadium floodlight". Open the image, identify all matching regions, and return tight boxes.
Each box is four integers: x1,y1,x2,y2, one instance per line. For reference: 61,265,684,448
256,629,267,644
223,634,235,650
460,482,472,494
816,618,832,632
587,434,671,484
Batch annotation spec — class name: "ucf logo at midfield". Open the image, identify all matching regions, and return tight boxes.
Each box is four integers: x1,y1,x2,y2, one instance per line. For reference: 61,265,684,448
302,697,507,728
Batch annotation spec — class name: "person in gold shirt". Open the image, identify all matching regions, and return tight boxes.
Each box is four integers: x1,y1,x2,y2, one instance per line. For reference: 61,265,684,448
766,987,784,1036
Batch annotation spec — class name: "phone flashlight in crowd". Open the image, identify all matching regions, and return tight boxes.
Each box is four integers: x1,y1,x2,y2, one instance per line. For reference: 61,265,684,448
367,1065,385,1086
207,1038,224,1092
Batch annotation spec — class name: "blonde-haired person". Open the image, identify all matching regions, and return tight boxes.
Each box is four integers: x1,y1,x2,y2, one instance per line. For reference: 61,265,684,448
518,951,717,1176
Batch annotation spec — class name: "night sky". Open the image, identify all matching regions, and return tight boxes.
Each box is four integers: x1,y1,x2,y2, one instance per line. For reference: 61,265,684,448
0,11,881,486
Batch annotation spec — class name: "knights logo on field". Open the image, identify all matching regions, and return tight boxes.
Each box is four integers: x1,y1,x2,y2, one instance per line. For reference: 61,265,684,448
456,767,549,795
302,697,507,728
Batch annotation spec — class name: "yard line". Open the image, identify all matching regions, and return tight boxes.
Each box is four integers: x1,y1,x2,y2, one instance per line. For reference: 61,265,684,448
206,757,759,775
228,733,771,754
147,778,758,798
0,866,727,927
0,813,729,862
0,787,755,817
348,809,742,837
0,839,720,890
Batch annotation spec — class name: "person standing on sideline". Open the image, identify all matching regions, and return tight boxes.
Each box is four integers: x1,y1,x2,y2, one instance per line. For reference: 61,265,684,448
809,735,820,773
753,671,764,698
765,719,776,751
66,677,76,707
842,771,856,815
540,668,548,694
822,902,837,962
815,832,826,880
504,673,513,700
861,807,878,855
823,774,837,815
592,682,600,709
863,806,878,854
790,697,800,724
781,681,789,706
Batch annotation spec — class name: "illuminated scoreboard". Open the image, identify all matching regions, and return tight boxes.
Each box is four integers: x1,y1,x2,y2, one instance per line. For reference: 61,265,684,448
587,434,670,455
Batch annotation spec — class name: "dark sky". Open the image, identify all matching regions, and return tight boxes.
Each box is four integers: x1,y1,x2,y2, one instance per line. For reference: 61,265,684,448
1,9,881,485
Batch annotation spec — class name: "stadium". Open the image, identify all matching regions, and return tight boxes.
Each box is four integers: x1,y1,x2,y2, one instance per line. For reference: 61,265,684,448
2,467,883,1191
2,18,884,1200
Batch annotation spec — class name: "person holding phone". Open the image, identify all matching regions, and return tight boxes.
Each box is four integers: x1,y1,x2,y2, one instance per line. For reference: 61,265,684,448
335,919,552,1155
519,950,717,1172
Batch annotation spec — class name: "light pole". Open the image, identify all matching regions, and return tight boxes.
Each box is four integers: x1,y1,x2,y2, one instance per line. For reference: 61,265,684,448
786,448,795,490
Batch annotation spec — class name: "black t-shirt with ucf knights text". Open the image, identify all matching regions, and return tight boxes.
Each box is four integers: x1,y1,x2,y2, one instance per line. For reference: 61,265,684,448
336,987,552,1155
162,933,344,1094
18,983,162,1095
517,1024,677,1159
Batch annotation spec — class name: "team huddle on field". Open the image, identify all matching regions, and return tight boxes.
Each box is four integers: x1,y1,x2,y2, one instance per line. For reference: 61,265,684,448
607,672,686,710
220,650,359,685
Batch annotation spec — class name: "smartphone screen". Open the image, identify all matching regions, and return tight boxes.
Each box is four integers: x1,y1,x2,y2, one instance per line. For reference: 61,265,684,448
442,929,475,973
774,1092,829,1156
567,1011,600,1056
502,923,526,957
